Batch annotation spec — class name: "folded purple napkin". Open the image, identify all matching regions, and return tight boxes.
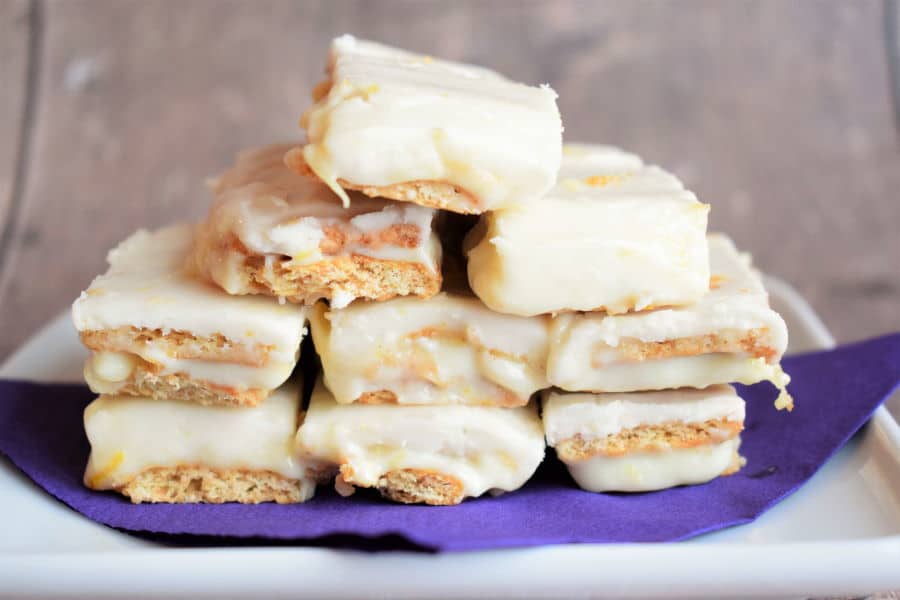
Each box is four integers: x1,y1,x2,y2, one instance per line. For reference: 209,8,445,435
1,333,899,552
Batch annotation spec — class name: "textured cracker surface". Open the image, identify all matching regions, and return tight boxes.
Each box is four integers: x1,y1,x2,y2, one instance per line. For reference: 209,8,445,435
80,326,270,367
555,418,744,461
106,361,265,407
284,145,482,214
106,466,311,504
250,253,441,305
194,227,441,304
599,328,778,365
376,468,466,505
336,465,466,505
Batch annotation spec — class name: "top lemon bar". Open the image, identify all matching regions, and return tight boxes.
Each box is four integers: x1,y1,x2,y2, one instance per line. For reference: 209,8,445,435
466,143,710,316
286,35,563,214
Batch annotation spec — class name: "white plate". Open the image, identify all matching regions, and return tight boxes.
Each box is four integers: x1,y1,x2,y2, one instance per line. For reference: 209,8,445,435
0,277,898,599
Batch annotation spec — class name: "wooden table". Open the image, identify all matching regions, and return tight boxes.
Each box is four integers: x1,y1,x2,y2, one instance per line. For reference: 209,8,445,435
1,0,899,361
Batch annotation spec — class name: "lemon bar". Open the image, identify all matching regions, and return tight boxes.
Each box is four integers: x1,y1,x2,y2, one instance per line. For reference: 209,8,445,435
193,144,442,308
543,385,744,492
296,378,545,505
287,35,562,214
72,224,307,407
548,233,792,409
310,292,550,406
466,144,710,316
84,382,320,503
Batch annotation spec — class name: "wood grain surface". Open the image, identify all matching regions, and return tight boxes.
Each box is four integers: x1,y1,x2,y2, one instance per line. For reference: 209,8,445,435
0,0,898,361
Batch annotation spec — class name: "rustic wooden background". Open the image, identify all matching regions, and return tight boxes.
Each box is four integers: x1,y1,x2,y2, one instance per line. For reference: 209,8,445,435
1,0,899,361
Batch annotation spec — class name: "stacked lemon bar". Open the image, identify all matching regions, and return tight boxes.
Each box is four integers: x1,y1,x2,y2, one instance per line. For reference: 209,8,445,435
289,35,557,504
72,225,319,503
467,143,791,492
71,34,792,506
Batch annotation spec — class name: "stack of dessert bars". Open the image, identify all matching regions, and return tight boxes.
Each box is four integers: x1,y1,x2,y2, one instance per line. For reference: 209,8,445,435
71,35,791,506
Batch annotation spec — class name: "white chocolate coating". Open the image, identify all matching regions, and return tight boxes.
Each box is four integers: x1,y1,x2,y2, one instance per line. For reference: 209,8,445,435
542,384,744,446
311,293,550,405
71,224,308,365
84,382,315,496
547,233,789,393
563,438,740,493
466,143,710,316
200,144,440,296
301,35,563,212
296,379,545,499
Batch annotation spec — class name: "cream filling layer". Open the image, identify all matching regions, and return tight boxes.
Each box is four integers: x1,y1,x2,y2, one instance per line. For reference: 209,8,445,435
84,350,296,394
562,438,740,493
296,381,546,498
311,295,550,405
542,384,744,446
83,383,312,490
302,35,562,211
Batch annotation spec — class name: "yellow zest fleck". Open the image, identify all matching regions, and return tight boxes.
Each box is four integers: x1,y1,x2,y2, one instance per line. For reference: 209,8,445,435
584,174,626,187
342,81,380,101
89,451,125,488
421,55,434,64
245,330,255,338
710,274,728,290
86,288,106,296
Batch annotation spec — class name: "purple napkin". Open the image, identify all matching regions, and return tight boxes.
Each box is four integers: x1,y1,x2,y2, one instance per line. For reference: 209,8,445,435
1,333,899,552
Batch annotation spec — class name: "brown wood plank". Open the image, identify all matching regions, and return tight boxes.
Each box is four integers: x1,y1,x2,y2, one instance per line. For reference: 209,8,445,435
0,0,897,361
0,0,32,271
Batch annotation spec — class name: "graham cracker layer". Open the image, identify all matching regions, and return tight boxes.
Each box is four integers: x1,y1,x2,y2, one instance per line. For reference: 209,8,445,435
80,327,270,367
595,328,778,367
555,417,744,461
284,146,482,214
248,253,441,305
102,361,265,407
336,464,466,506
376,468,466,506
194,228,441,305
105,466,310,504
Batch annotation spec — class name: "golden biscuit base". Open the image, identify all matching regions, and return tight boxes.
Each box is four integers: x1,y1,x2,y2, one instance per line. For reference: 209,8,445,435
193,227,441,305
377,469,466,506
81,327,270,367
284,146,482,214
106,361,265,407
555,418,744,461
100,466,311,504
247,253,441,305
339,465,466,506
596,328,778,367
